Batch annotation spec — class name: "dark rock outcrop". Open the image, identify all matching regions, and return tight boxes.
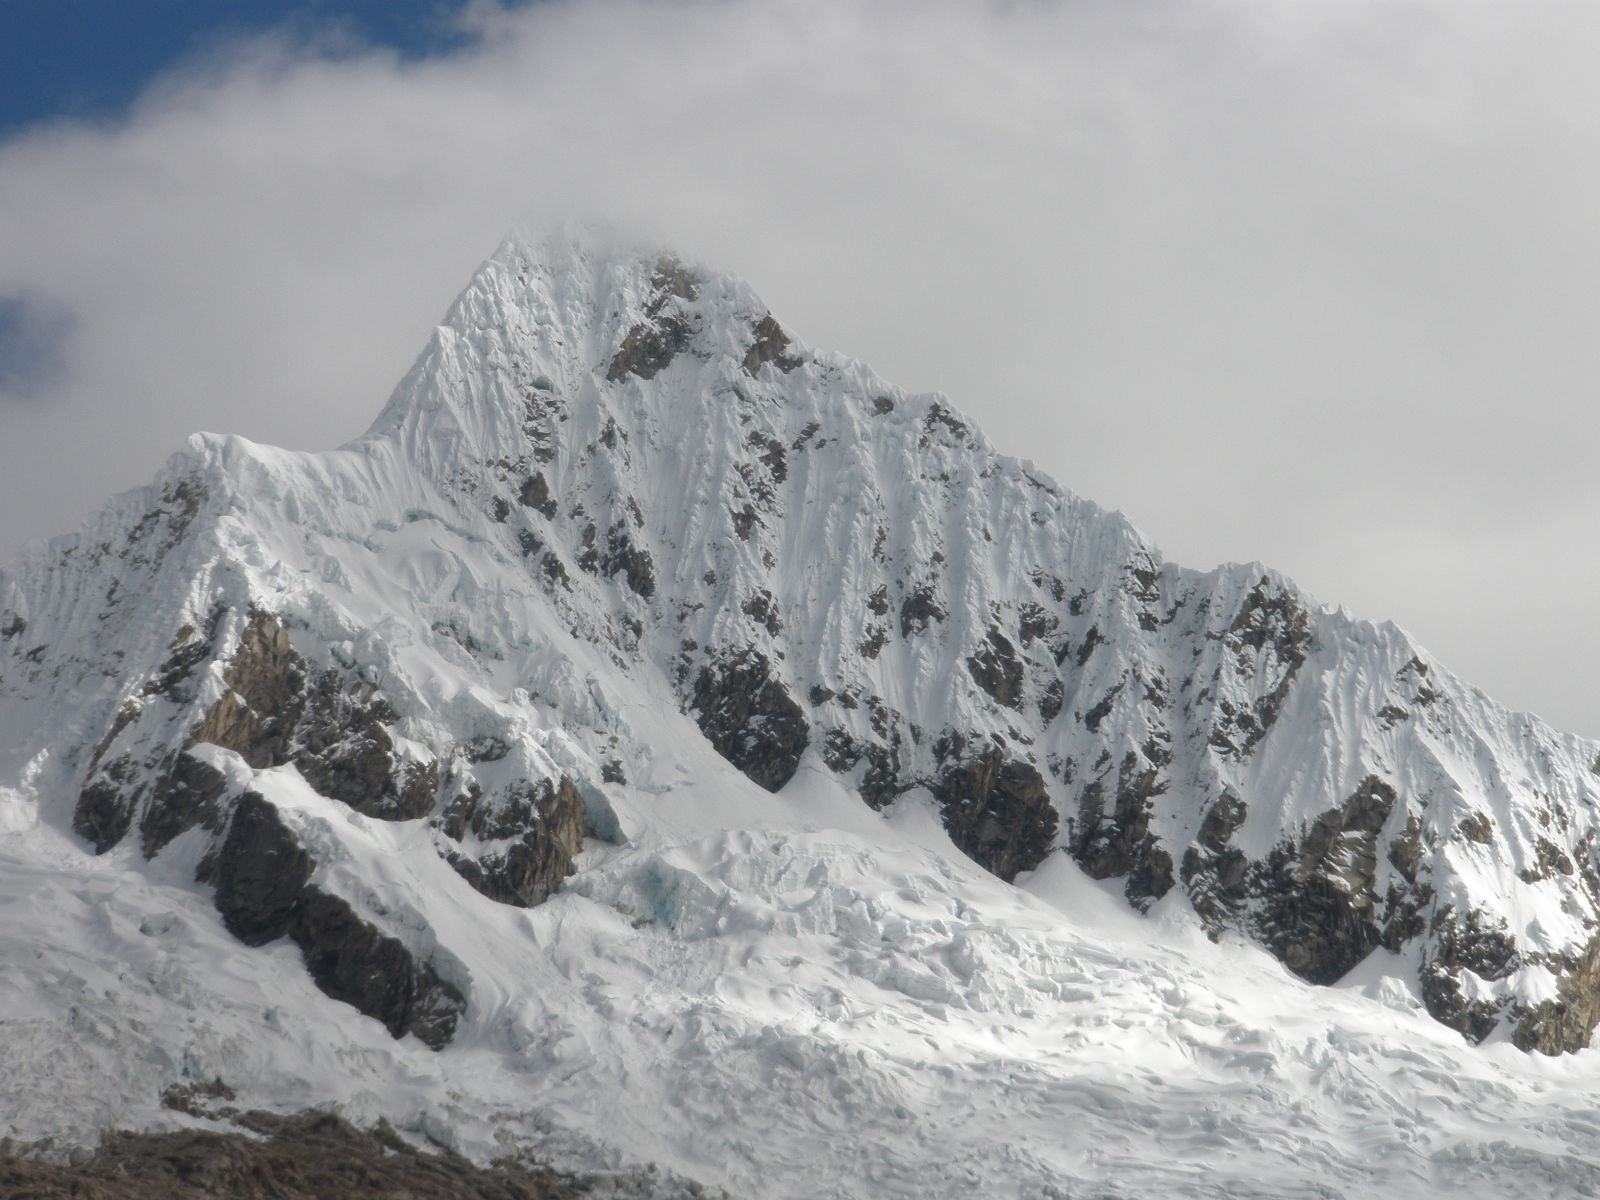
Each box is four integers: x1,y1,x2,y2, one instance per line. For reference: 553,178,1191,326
606,258,699,383
294,888,465,1049
608,309,691,381
519,472,557,518
742,313,802,376
292,671,437,821
1209,580,1313,759
1512,933,1600,1054
931,748,1057,882
899,585,945,637
967,628,1024,710
1070,750,1173,908
137,752,229,858
596,523,656,599
77,609,442,857
1411,905,1518,1044
690,650,808,792
1251,776,1397,985
820,727,905,810
191,608,307,768
210,792,314,946
440,777,588,907
74,774,139,856
1181,793,1250,931
207,793,465,1048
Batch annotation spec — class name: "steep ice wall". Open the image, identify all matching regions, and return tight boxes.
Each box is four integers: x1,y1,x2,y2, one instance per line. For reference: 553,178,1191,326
3,229,1599,1055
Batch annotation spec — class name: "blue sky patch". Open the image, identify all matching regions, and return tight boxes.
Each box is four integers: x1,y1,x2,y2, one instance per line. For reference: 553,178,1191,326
0,1,487,138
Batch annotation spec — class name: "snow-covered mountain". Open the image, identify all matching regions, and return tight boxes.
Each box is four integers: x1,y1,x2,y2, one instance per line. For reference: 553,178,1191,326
3,231,1600,1196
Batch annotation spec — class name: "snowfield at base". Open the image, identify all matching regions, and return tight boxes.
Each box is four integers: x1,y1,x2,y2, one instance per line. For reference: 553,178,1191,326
4,753,1600,1199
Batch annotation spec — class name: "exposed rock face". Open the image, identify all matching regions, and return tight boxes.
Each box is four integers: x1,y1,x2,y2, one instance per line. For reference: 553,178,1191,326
191,608,306,768
1070,749,1174,910
931,748,1056,882
78,608,442,835
208,793,465,1048
899,585,946,637
1209,581,1312,759
63,606,588,1047
293,888,465,1049
293,671,438,820
690,651,808,792
820,725,905,810
1181,794,1250,929
966,628,1024,710
1512,933,1600,1054
73,771,139,856
1177,777,1443,996
197,611,437,819
440,777,588,907
210,792,312,946
136,753,229,858
606,257,700,382
1419,906,1520,1044
593,523,656,599
742,313,802,376
1252,776,1398,985
519,471,557,518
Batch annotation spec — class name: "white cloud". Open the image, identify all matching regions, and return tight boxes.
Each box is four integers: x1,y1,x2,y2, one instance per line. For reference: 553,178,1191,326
3,0,1600,732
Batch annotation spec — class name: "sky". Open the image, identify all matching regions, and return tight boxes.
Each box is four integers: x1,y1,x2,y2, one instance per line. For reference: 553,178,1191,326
0,1,477,137
3,0,1600,736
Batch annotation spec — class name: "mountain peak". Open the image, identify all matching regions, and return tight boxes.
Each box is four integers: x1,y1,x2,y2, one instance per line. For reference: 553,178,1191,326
4,231,1600,1195
9,228,1600,1193
358,226,821,485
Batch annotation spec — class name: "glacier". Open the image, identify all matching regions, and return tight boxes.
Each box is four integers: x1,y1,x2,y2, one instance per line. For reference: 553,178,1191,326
1,229,1599,1196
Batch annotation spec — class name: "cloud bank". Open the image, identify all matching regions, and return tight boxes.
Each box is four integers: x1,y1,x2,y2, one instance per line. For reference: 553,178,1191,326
4,0,1600,732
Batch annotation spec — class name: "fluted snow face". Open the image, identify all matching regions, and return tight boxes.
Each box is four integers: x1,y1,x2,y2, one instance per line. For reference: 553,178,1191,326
344,232,1600,1051
0,227,1598,1136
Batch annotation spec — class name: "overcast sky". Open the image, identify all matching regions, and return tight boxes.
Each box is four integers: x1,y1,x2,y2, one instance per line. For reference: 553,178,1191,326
3,0,1600,736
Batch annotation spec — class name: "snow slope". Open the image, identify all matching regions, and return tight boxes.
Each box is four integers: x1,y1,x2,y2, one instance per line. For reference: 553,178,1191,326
2,229,1600,1195
4,772,1600,1197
